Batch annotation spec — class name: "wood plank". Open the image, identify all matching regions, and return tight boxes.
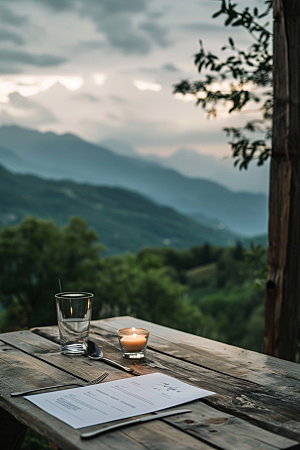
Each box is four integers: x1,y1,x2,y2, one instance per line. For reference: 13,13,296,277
0,331,134,385
1,332,299,450
88,316,300,405
0,342,211,450
31,322,300,419
88,328,300,444
89,321,300,411
31,323,300,443
80,412,214,450
164,402,299,450
95,317,300,384
79,403,299,450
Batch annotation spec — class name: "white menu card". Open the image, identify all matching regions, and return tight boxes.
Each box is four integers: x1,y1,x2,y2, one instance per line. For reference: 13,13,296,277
26,373,215,429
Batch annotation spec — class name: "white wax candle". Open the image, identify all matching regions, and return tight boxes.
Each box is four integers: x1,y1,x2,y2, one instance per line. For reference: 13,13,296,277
121,334,147,352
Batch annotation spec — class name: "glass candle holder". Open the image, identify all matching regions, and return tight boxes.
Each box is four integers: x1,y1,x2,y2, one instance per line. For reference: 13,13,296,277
118,327,149,359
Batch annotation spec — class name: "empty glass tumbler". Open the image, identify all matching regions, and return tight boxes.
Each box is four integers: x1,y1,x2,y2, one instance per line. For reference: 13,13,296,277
55,292,93,355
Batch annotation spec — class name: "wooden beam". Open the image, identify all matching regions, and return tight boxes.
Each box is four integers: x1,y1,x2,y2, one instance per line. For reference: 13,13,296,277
265,0,300,361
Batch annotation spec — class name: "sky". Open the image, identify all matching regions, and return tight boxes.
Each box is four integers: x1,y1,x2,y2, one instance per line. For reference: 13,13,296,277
0,0,268,166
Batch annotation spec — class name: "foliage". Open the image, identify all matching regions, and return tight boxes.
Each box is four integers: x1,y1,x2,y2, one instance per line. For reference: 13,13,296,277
93,251,188,329
173,0,273,169
136,242,266,351
192,283,264,351
243,242,267,289
0,216,190,332
21,429,50,450
0,216,104,331
0,217,267,351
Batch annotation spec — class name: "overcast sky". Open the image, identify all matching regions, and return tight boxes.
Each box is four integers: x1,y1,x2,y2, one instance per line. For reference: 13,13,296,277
0,0,267,160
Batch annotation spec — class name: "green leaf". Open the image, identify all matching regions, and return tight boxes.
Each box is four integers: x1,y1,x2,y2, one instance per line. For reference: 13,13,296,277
212,10,223,18
232,19,244,26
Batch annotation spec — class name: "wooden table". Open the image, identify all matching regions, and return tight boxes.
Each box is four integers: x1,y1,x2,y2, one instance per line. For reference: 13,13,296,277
1,316,300,450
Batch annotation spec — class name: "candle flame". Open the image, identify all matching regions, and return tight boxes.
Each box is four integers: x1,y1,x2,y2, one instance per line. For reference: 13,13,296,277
88,298,90,310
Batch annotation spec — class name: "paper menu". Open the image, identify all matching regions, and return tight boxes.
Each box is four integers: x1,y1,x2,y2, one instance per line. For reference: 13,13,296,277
25,373,215,429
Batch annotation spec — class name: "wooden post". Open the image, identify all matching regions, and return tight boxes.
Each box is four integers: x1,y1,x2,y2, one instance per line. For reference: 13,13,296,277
264,0,300,361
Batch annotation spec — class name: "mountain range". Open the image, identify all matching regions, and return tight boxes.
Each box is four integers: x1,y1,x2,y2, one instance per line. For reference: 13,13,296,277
0,125,268,237
0,163,246,255
100,139,270,195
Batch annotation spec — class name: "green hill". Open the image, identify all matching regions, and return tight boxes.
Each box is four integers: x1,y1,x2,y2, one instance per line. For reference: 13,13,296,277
0,164,239,255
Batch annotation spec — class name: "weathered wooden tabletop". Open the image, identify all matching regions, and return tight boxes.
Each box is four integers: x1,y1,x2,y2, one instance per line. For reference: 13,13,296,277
1,316,300,450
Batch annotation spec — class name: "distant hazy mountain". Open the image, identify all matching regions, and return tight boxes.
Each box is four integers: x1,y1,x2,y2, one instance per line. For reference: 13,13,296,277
0,164,241,255
146,148,270,194
0,125,268,236
101,140,269,194
0,145,55,175
99,139,139,158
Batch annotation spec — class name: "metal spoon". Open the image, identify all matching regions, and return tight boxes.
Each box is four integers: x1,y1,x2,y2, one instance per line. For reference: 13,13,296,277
84,340,133,373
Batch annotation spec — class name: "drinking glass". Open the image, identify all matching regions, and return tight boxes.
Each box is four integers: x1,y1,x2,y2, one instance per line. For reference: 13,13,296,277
55,292,93,355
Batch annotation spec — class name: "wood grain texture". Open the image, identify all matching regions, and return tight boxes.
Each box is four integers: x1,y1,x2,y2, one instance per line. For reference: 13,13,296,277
1,318,300,450
164,402,299,450
91,317,300,384
30,319,300,443
266,0,300,361
0,342,204,450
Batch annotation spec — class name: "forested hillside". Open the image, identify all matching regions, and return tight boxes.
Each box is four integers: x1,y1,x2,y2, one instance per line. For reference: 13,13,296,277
0,163,243,254
0,216,266,352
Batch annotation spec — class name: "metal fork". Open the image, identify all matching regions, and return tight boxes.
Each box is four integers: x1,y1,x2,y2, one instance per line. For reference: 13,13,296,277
11,372,109,397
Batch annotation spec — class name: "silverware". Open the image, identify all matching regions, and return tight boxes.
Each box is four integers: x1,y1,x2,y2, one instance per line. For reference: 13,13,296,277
84,340,133,373
80,408,192,439
11,372,109,397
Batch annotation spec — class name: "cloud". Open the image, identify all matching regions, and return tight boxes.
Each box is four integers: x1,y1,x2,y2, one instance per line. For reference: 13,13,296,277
11,0,169,56
81,116,226,151
92,73,106,86
0,75,83,103
133,80,162,91
0,65,22,75
76,93,101,103
181,22,224,34
82,2,169,55
180,22,253,48
76,40,104,51
86,0,147,15
0,49,67,70
0,92,58,126
29,0,146,14
109,95,127,104
162,64,180,72
0,5,28,26
26,0,75,12
136,63,180,76
0,30,25,46
139,21,170,47
95,15,152,55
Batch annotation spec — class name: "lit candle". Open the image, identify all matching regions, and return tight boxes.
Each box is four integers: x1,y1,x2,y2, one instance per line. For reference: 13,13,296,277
118,327,149,353
121,334,147,352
